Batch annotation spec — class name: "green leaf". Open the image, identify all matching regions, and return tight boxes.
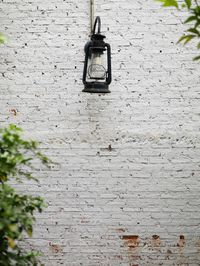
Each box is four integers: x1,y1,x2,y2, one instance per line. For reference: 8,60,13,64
156,0,179,8
7,237,16,249
187,28,200,35
8,224,18,232
193,55,200,61
0,33,6,44
26,227,33,237
184,0,191,9
194,20,200,28
184,16,197,24
177,34,196,44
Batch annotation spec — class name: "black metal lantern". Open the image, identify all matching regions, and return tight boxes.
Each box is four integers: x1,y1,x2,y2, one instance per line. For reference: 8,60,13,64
82,16,112,93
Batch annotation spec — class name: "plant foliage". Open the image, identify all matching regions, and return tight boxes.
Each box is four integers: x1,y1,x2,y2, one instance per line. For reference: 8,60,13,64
0,124,49,266
0,33,6,44
156,0,200,60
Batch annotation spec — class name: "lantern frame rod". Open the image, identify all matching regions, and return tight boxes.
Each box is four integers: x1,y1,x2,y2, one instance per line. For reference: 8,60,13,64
90,0,94,34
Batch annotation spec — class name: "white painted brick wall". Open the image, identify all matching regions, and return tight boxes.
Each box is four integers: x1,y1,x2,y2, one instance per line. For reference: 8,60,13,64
0,0,200,265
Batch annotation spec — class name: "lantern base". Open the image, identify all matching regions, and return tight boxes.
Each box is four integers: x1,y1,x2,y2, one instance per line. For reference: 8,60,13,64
83,83,110,93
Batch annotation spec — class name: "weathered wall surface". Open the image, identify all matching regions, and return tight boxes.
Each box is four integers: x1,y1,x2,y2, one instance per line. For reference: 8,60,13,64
0,0,200,265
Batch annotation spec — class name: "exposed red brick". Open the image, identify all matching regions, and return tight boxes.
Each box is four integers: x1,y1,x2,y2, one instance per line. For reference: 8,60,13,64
49,242,62,253
123,235,140,248
151,235,161,247
10,109,17,116
177,235,185,247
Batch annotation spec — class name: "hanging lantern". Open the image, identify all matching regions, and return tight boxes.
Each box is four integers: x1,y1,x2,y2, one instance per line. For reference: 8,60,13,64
82,16,112,93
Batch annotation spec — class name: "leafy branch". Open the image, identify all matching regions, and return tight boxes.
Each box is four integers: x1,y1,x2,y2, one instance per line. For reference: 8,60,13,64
0,124,50,265
156,0,200,61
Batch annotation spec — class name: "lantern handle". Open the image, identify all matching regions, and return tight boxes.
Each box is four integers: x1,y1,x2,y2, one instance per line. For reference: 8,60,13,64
92,16,101,35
